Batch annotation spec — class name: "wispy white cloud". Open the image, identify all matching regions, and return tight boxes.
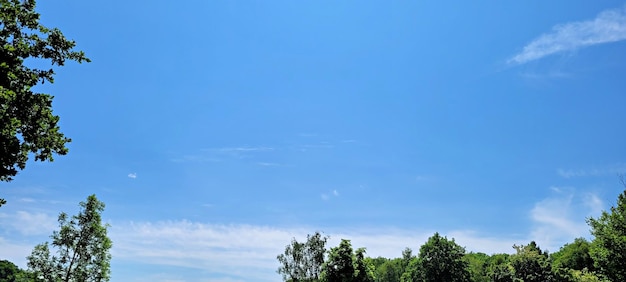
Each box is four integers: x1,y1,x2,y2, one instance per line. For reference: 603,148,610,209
529,189,603,251
19,197,36,203
128,173,137,179
557,163,626,178
0,237,35,268
509,5,626,64
584,193,604,215
0,215,523,281
211,147,274,153
321,189,340,201
0,211,57,236
172,146,275,163
300,144,334,150
0,188,607,281
111,221,302,282
170,154,221,163
108,221,530,281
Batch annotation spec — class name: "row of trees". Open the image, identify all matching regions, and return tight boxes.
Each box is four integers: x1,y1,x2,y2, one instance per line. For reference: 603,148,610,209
277,188,626,282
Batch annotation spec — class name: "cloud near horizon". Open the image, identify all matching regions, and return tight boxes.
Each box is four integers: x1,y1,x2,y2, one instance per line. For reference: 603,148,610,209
509,5,626,64
0,190,605,282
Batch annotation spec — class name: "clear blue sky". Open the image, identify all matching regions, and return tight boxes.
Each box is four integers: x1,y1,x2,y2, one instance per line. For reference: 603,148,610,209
2,1,626,281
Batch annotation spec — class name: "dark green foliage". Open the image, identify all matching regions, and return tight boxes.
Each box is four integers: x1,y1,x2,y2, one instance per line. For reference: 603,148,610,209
27,195,112,282
415,232,470,282
0,0,89,205
322,239,355,282
510,242,553,282
354,248,374,282
0,260,30,281
277,232,328,282
319,240,375,282
489,263,514,282
587,186,626,282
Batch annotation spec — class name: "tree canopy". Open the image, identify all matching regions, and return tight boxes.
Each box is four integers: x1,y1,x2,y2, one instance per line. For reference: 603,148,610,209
587,184,626,282
0,0,89,206
27,194,112,282
273,181,626,282
277,232,328,282
415,232,470,282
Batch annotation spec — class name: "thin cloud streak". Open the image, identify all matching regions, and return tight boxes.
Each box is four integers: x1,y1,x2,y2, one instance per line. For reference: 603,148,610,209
557,163,626,178
509,5,626,64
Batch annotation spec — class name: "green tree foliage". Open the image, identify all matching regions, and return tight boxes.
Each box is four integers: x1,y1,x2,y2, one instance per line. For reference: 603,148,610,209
277,231,328,282
0,260,30,281
354,248,375,282
482,253,514,282
490,263,514,282
369,257,402,282
415,232,470,282
322,239,355,282
27,195,112,282
464,252,489,282
567,269,610,282
587,185,626,282
400,257,419,282
0,0,89,205
320,240,375,282
551,238,594,272
510,242,553,282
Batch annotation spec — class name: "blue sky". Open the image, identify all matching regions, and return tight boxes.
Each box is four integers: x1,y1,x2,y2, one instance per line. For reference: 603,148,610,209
2,1,626,281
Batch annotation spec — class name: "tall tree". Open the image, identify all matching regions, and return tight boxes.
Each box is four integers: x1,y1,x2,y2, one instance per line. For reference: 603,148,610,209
509,242,553,282
587,183,626,282
354,248,375,282
277,231,329,282
27,195,112,282
322,239,355,282
0,0,89,206
416,233,470,282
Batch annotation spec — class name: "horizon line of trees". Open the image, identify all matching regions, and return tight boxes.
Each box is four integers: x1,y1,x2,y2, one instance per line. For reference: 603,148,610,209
277,185,626,282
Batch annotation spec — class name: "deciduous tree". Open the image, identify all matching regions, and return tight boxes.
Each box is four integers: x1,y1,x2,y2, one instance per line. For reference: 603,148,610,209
416,232,470,282
277,231,328,282
354,248,374,282
551,238,594,273
27,195,112,282
509,241,553,282
322,239,355,282
0,0,89,206
587,183,626,282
